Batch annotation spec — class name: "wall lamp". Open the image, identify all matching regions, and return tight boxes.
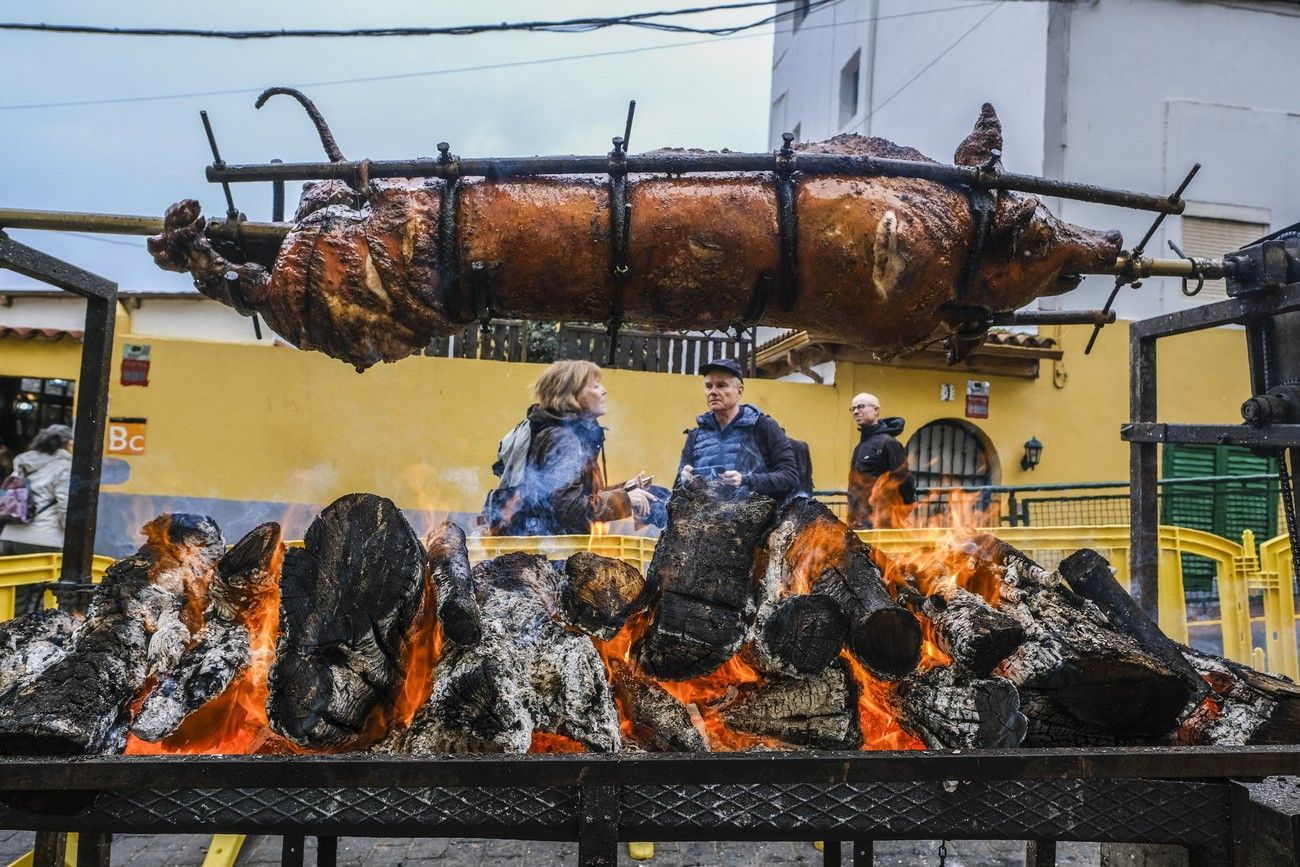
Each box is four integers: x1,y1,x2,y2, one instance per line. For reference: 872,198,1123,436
1021,436,1043,471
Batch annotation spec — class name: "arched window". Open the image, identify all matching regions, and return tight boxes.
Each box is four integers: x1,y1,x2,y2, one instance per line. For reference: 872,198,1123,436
906,420,995,489
906,420,997,524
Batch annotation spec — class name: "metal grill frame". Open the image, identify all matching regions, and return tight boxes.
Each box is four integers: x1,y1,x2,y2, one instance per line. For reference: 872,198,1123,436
1,749,1299,866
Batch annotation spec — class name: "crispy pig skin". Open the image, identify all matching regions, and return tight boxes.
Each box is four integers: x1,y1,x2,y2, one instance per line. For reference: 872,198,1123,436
150,104,1122,371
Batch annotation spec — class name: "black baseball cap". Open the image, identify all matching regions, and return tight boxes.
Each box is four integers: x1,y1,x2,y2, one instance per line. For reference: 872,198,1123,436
700,358,744,381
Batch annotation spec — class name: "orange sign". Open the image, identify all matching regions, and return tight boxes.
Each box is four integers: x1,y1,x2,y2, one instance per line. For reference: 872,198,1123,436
106,418,147,455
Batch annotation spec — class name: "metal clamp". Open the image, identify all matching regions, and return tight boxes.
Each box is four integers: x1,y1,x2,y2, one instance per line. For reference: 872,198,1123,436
775,132,799,312
436,142,465,320
606,102,636,366
1167,239,1205,296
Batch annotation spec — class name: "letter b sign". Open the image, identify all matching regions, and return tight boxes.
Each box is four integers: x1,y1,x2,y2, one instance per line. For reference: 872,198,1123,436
106,418,146,455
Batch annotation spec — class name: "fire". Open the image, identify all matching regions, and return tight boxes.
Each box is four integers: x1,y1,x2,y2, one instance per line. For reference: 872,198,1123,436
126,540,297,755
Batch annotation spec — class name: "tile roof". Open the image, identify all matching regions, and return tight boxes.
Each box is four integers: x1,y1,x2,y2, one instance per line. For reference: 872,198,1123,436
0,326,84,343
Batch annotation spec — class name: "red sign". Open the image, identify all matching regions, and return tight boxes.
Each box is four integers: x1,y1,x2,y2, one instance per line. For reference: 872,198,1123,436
121,344,151,387
965,380,989,419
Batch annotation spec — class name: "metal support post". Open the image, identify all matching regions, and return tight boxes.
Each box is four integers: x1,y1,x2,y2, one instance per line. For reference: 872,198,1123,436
32,831,66,867
578,785,619,867
76,831,112,866
1130,328,1160,618
316,836,337,867
1026,839,1056,866
0,231,118,611
822,839,841,865
852,839,872,866
281,834,305,867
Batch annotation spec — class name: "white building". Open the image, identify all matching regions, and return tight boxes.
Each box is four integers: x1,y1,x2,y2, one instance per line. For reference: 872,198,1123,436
769,0,1300,319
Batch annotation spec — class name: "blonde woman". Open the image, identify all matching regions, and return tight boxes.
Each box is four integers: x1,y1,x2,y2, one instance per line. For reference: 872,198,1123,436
506,360,654,536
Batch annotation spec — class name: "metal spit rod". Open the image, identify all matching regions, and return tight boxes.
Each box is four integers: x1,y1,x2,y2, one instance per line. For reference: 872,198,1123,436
0,206,1221,279
204,152,1186,215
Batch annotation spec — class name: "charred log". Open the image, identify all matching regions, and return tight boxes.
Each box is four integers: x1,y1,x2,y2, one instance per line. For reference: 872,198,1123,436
1058,548,1208,702
977,537,1191,738
1020,688,1163,748
0,609,77,695
268,494,425,748
716,658,861,750
609,658,708,753
132,523,283,742
635,478,776,681
922,584,1024,678
756,594,847,677
403,552,619,754
891,665,1026,749
1179,648,1300,746
425,521,482,647
0,515,224,755
562,552,649,640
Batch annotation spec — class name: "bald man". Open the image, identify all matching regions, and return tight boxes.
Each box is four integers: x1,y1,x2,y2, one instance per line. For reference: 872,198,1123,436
847,392,916,528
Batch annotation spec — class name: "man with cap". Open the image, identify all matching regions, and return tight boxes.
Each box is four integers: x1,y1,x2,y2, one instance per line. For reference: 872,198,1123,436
847,392,916,528
677,358,801,502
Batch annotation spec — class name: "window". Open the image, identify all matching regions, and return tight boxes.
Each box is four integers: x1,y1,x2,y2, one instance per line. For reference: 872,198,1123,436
792,0,810,30
839,51,861,129
906,420,997,523
1161,444,1277,596
1180,214,1269,299
0,375,75,455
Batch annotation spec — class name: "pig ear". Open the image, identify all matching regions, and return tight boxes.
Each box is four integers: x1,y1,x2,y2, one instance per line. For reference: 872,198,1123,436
993,195,1039,243
953,103,1003,167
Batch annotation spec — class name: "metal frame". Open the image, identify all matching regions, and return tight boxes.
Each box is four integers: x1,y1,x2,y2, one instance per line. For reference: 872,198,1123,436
0,231,116,601
3,748,1299,866
1124,281,1300,616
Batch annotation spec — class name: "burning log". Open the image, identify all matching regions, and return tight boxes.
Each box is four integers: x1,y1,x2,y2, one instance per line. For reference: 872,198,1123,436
0,609,77,695
636,478,776,681
131,523,283,742
813,533,921,681
891,666,1026,750
0,515,224,755
750,497,919,680
148,98,1123,371
716,658,861,750
424,521,482,647
403,552,620,753
975,537,1192,739
1179,648,1300,746
268,494,425,748
922,584,1025,678
1019,688,1158,748
609,658,708,753
562,552,649,640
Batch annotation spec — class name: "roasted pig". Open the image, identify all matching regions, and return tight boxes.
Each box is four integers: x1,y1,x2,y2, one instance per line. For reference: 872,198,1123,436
149,102,1122,371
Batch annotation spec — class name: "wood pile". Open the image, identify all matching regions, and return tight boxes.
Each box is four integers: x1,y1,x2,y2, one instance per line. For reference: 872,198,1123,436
0,487,1295,756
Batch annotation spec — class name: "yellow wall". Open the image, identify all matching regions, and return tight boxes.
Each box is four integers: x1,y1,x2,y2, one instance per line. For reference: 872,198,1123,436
0,319,1255,526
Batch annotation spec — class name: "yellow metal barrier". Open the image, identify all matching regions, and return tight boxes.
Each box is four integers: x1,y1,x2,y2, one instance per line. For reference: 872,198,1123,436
1258,532,1300,681
0,554,113,619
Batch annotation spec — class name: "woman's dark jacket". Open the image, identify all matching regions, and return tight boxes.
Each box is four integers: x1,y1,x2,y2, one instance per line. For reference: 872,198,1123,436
678,403,800,501
508,406,631,536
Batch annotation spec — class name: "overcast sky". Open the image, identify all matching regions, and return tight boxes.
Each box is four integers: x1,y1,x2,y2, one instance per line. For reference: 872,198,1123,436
0,2,777,291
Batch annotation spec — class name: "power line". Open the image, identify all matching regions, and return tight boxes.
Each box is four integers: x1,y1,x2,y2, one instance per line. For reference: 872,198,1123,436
0,2,995,112
853,1,1004,132
0,0,836,40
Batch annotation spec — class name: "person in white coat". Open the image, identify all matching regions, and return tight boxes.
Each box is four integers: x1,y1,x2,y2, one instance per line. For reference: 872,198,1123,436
0,424,73,613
